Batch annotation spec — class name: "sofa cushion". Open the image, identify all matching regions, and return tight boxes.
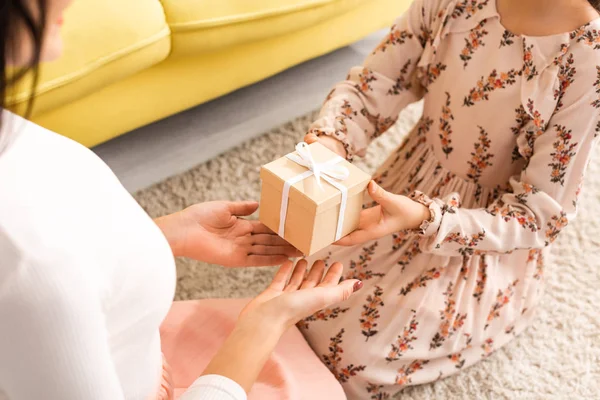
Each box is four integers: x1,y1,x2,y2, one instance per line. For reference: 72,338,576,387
8,0,171,116
161,0,370,56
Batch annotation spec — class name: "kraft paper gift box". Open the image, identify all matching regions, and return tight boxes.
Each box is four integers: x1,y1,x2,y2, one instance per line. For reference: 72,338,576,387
259,142,371,256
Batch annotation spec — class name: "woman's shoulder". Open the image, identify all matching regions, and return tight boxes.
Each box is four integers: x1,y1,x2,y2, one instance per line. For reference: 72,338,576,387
0,112,127,283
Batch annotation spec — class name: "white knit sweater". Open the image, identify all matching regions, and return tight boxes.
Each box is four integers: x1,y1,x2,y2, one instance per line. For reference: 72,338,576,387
0,111,246,400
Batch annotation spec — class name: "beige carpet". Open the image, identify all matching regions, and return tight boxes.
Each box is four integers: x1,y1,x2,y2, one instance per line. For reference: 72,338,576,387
135,103,600,399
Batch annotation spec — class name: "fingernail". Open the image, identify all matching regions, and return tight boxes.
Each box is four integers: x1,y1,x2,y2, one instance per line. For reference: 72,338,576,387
353,281,363,292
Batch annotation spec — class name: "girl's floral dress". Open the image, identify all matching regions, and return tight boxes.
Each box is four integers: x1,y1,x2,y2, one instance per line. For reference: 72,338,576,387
300,0,600,398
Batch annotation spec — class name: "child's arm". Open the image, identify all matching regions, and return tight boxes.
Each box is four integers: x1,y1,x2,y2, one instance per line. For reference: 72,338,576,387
337,57,600,256
306,0,444,160
415,60,599,256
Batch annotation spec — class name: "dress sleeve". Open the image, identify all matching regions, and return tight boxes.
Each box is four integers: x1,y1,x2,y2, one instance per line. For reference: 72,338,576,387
414,62,600,256
308,0,441,160
0,234,126,400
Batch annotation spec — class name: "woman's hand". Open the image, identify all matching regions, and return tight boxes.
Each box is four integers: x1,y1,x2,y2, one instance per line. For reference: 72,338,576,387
335,181,431,246
202,260,362,392
239,259,362,330
154,201,301,267
304,132,348,158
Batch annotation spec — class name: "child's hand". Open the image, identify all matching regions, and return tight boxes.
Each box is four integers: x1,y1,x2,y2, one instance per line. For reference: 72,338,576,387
304,133,348,159
335,181,431,246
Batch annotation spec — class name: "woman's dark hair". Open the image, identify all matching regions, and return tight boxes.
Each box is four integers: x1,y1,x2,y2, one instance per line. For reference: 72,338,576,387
0,0,47,128
591,1,600,12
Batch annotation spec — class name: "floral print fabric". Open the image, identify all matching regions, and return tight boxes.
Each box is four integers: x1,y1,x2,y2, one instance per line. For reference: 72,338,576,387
302,0,600,398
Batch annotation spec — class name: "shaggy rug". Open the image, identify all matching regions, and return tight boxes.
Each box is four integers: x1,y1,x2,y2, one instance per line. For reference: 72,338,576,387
135,103,599,399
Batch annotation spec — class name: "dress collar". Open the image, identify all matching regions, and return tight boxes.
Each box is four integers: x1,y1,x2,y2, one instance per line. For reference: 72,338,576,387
442,0,500,36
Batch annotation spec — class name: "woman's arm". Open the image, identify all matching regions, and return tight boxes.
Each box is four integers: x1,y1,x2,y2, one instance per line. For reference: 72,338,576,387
181,260,361,399
180,321,282,399
307,0,441,159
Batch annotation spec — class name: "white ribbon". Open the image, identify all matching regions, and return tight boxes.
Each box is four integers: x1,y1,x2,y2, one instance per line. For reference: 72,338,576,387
278,142,350,243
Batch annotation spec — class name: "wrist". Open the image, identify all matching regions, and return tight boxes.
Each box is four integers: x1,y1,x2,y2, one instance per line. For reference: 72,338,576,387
235,311,287,340
319,135,348,158
405,199,433,231
154,213,186,257
202,311,284,393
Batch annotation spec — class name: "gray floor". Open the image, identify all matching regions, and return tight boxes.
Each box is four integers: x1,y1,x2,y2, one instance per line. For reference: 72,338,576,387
92,31,386,193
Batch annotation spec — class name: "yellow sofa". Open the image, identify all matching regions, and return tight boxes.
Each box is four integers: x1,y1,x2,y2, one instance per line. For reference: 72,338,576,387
9,0,409,147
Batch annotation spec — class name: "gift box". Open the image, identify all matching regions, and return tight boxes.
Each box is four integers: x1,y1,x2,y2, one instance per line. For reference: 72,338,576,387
259,142,371,256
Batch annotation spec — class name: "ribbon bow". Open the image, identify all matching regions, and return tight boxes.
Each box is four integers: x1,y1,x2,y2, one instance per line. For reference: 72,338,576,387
286,142,349,190
279,142,350,243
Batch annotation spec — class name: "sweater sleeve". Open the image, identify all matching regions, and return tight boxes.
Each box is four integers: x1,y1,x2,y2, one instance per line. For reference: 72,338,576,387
413,61,600,257
0,233,126,400
308,0,440,159
179,375,247,400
